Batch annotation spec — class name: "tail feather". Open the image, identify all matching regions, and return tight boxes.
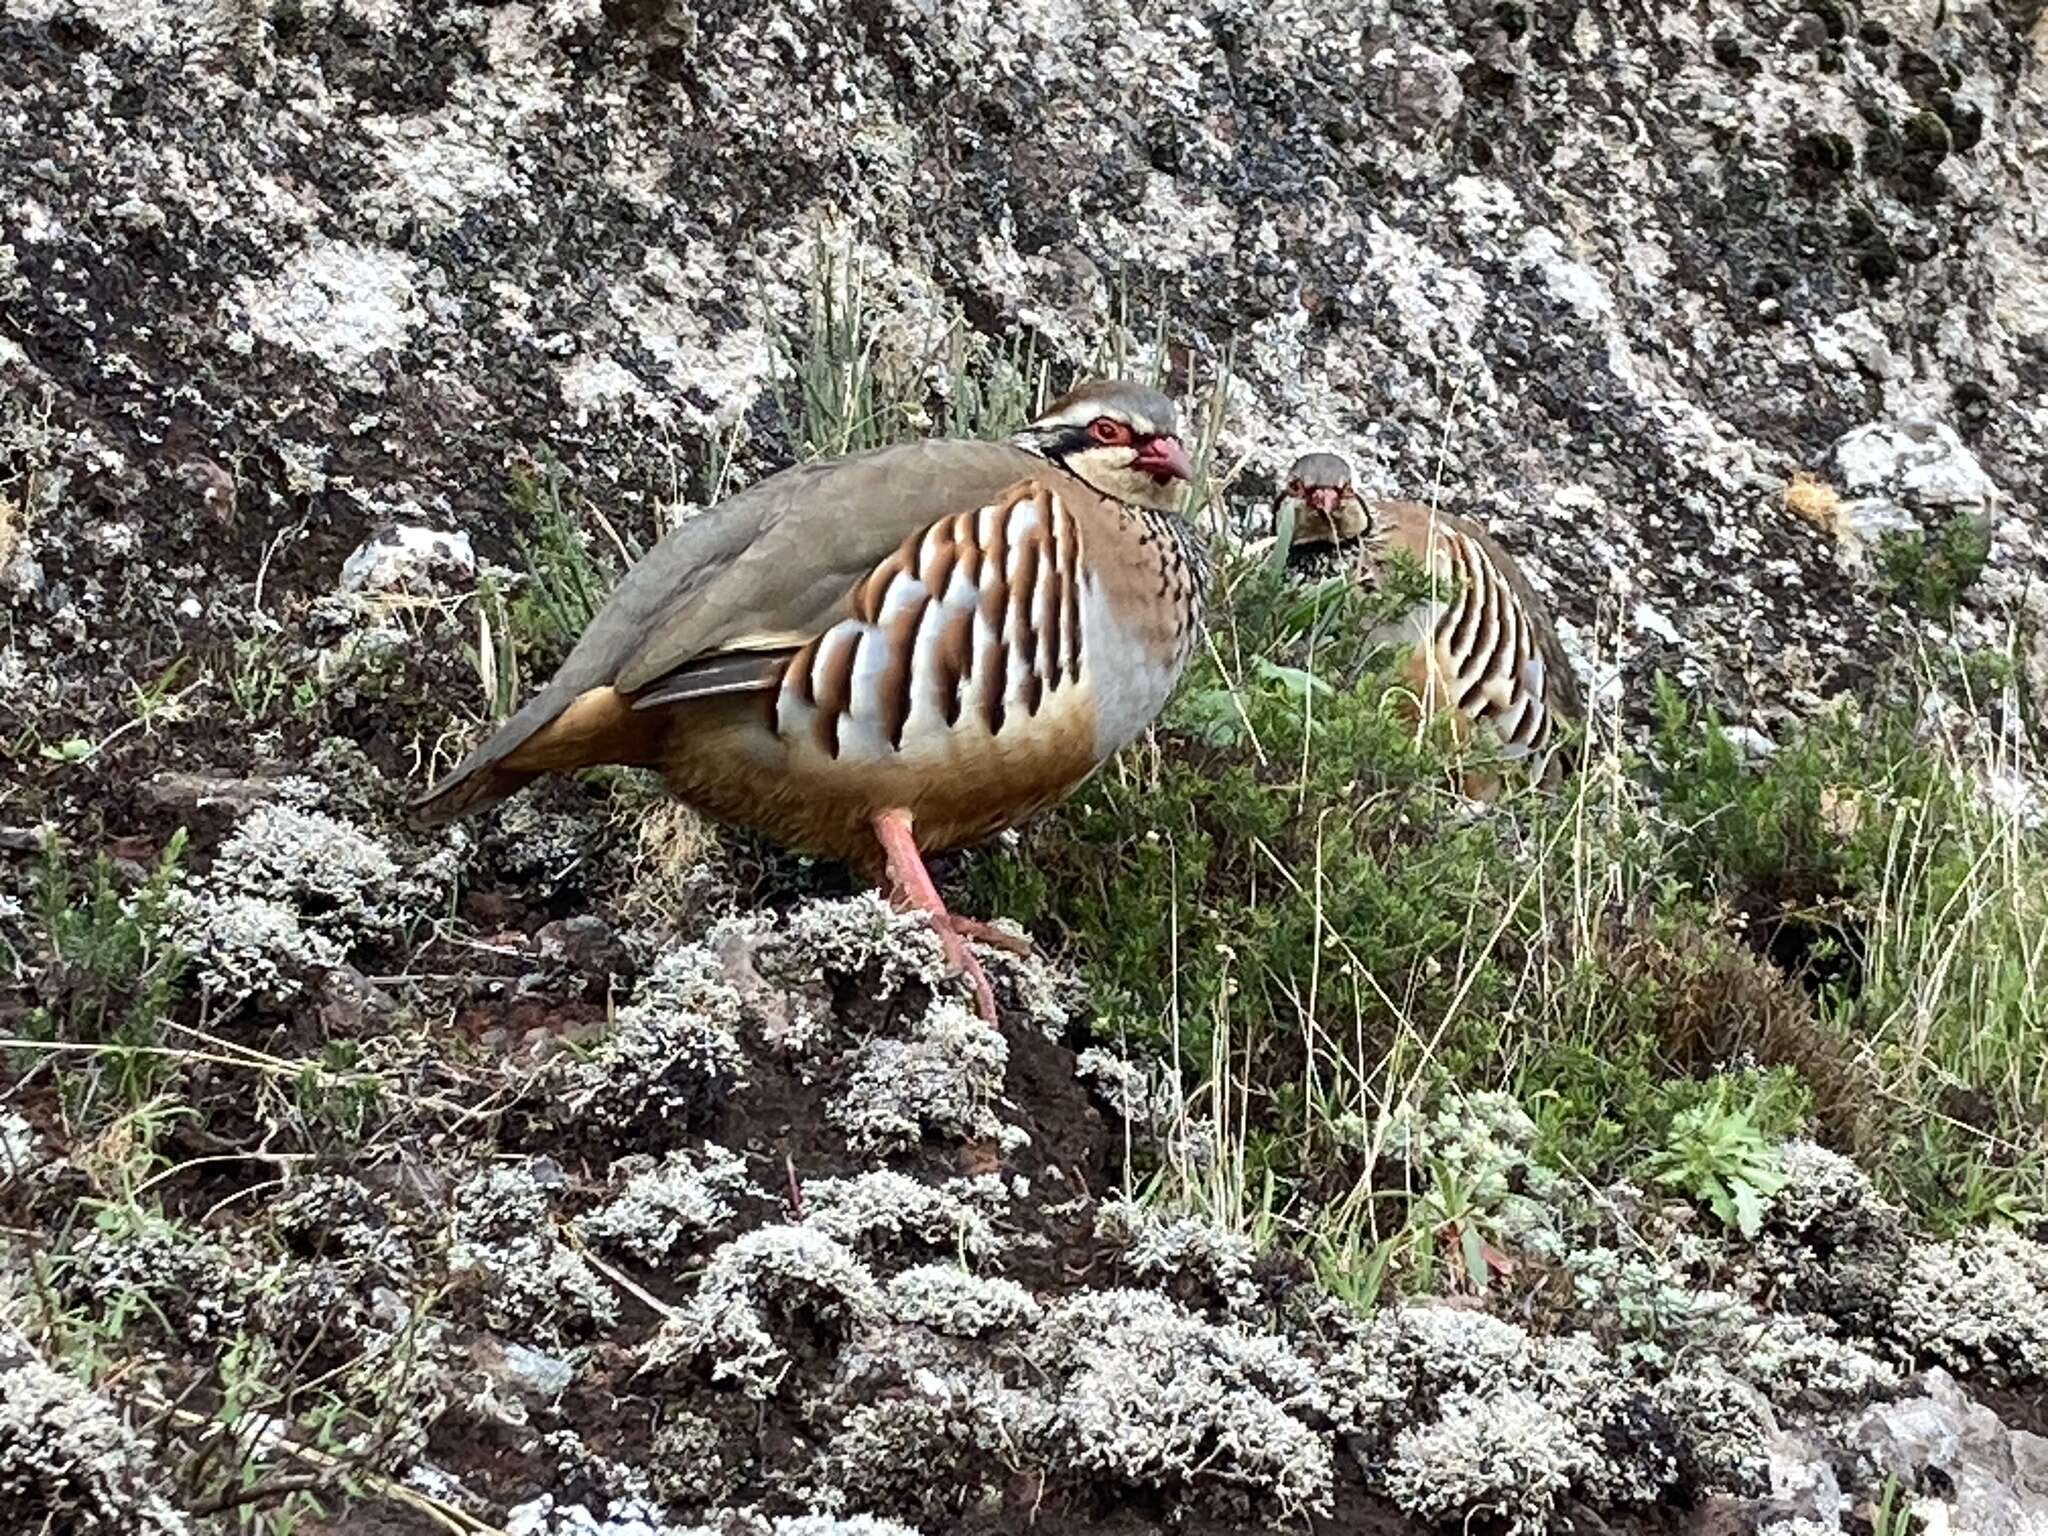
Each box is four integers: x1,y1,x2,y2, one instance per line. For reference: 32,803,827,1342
409,685,656,828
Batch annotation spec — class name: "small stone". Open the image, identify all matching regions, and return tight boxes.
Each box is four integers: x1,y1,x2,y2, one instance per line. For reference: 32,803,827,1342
472,1334,575,1400
337,523,476,597
535,915,626,977
111,198,165,231
1833,421,1997,511
1722,725,1779,761
1633,602,1681,645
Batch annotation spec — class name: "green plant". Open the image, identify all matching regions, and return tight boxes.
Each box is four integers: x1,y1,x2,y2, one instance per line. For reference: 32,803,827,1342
1871,1473,1917,1536
506,459,631,672
1877,512,1991,616
466,571,522,720
1640,1088,1789,1237
21,831,191,1113
291,1040,387,1150
767,244,928,460
225,632,295,721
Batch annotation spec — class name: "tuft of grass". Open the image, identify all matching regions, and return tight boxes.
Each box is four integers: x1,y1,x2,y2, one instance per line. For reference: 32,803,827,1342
506,458,634,672
19,831,191,1117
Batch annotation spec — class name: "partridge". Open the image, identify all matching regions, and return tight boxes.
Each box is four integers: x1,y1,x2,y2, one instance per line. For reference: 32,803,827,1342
413,379,1209,1020
1273,451,1583,791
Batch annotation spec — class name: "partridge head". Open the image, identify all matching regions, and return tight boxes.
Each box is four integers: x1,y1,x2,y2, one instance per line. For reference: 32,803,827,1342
1011,379,1196,511
1276,449,1369,547
411,376,1208,1020
1269,449,1584,794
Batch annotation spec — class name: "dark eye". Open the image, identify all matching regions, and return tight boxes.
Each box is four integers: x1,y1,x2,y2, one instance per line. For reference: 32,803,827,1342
1089,417,1130,446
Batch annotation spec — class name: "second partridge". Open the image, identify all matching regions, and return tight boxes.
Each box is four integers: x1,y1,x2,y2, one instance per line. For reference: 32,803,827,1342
1273,450,1582,790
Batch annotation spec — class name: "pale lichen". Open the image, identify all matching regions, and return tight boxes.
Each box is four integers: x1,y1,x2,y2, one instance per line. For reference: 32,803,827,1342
0,1342,190,1536
557,943,748,1134
644,1225,880,1398
170,889,346,1003
1891,1227,2048,1380
575,1146,754,1264
761,893,951,998
1033,1287,1333,1516
1094,1194,1258,1310
202,804,435,940
885,1264,1040,1335
446,1166,618,1345
1384,1385,1587,1536
800,1171,1005,1262
0,1108,48,1187
829,999,1007,1153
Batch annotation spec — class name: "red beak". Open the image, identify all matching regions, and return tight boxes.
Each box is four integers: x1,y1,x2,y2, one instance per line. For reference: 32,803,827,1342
1132,434,1195,484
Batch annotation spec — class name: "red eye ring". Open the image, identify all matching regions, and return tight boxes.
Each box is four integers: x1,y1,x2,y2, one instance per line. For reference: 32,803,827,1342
1088,417,1131,446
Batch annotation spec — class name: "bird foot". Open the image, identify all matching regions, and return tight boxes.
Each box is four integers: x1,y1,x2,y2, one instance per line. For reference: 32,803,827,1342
938,914,1034,957
872,808,1001,1025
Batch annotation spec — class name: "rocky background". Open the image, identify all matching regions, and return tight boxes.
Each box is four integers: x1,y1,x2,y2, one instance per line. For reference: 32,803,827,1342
4,0,2045,742
5,1,2048,1534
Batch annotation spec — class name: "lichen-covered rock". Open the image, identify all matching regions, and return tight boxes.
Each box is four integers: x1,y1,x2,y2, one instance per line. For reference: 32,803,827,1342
644,1225,881,1398
0,1335,190,1536
574,1146,755,1264
1853,1367,2048,1536
337,522,478,597
1892,1227,2048,1382
7,0,2044,812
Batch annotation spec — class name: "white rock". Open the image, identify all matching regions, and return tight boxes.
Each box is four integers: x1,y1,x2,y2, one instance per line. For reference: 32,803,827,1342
338,523,476,596
1722,725,1779,762
1632,602,1681,644
474,1335,574,1400
1811,308,1894,378
1770,1428,1846,1530
1833,421,1998,511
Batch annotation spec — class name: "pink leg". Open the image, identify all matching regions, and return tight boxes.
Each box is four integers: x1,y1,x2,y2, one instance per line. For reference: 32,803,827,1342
872,808,1000,1023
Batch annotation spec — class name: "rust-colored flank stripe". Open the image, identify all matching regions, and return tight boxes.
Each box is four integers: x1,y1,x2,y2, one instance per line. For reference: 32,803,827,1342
879,594,929,750
786,638,820,707
923,519,959,608
936,606,974,727
815,629,859,759
981,637,1009,738
1040,522,1065,692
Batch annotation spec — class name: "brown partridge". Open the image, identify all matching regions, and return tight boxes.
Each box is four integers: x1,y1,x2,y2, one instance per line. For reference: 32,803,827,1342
1273,451,1583,792
413,380,1210,1020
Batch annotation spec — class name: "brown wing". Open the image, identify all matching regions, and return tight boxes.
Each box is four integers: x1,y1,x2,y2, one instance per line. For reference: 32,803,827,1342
409,438,1054,825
